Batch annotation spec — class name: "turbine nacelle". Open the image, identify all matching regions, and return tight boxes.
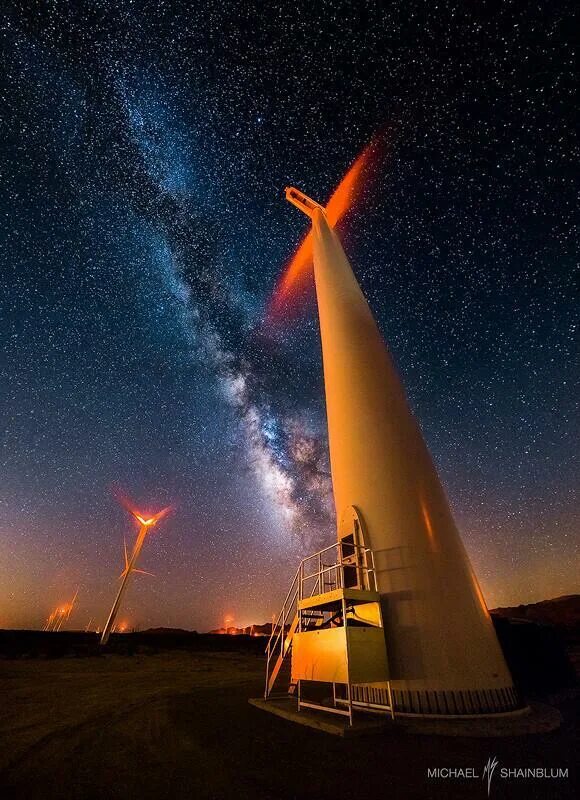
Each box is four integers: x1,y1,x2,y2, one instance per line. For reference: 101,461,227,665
131,505,172,529
284,186,325,218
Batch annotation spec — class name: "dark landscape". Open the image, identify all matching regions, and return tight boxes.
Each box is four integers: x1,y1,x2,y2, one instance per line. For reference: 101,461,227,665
1,596,578,800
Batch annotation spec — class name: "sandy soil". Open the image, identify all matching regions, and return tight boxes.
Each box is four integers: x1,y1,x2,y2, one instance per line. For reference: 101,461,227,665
0,651,577,800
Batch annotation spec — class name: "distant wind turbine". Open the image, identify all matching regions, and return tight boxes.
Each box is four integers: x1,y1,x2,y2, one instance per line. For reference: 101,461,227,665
100,500,171,646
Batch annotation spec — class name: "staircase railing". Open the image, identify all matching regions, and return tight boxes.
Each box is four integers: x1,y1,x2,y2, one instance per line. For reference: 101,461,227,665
264,564,300,697
264,540,377,699
299,540,377,597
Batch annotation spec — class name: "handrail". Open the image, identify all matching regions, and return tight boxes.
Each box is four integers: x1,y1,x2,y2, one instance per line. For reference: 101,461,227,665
300,541,376,594
266,541,375,654
264,539,378,697
300,539,370,560
265,563,301,659
302,562,375,581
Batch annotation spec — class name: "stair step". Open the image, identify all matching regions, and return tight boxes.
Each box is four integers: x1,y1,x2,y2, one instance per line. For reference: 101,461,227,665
266,613,299,696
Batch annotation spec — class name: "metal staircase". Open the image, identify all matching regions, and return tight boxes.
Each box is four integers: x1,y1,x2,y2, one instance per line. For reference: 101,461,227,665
264,539,378,700
264,567,321,697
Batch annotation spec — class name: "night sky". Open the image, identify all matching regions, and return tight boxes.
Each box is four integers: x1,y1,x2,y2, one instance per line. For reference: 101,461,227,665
1,2,577,632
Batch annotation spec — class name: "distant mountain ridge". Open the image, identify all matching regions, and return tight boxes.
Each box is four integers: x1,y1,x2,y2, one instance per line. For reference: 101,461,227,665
491,594,580,631
135,596,580,638
207,623,272,636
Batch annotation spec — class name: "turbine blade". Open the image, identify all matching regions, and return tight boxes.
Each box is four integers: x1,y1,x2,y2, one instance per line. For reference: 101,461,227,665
152,505,172,524
66,588,79,620
112,487,143,523
132,568,155,577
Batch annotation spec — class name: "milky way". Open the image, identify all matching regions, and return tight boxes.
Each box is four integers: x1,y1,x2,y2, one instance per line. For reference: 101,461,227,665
0,2,577,631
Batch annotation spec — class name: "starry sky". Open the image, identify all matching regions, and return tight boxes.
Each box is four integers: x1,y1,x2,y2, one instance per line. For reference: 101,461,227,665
1,1,577,632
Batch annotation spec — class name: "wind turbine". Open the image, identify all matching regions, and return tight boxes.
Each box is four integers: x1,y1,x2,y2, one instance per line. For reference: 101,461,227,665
59,587,79,630
43,610,56,632
100,501,171,645
43,588,79,631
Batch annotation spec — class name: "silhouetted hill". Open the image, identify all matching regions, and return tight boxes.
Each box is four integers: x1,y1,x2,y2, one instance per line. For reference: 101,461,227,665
141,627,196,636
488,596,579,693
491,594,580,635
208,623,272,636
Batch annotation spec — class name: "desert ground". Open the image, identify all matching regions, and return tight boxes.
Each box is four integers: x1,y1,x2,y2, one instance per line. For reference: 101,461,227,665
0,646,577,800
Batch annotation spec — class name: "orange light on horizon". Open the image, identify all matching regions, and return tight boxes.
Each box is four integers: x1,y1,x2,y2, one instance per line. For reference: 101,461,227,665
268,140,376,318
222,615,236,635
43,587,79,631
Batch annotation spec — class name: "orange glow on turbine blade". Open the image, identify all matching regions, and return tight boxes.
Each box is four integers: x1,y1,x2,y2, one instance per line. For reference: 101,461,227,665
112,487,142,521
137,505,172,527
325,145,370,227
269,142,373,317
113,486,173,528
272,231,314,305
150,505,173,525
420,498,438,553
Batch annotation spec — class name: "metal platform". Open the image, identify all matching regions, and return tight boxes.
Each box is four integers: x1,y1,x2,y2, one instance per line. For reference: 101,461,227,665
249,696,391,738
249,697,560,738
298,587,379,612
263,535,394,724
